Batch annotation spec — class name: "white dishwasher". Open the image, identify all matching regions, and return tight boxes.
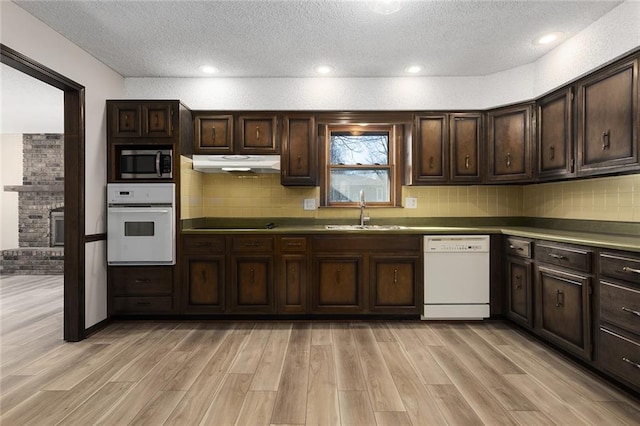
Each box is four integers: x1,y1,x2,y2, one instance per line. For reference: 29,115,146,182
422,235,490,320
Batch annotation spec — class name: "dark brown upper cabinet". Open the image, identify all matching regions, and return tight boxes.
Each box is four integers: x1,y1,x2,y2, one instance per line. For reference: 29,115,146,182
487,103,534,183
237,114,279,154
281,114,317,186
450,113,483,183
412,114,449,184
109,101,173,139
576,57,639,176
536,88,574,181
193,113,234,154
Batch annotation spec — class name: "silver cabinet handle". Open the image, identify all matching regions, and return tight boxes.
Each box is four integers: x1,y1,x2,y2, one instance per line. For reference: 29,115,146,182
622,357,640,369
621,307,640,317
548,253,566,260
622,266,640,275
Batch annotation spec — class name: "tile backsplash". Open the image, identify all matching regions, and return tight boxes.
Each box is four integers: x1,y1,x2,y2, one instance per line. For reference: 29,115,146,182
181,156,638,222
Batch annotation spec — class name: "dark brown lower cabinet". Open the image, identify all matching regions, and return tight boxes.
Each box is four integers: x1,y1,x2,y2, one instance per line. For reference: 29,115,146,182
369,256,420,313
109,265,174,314
182,256,225,313
278,254,308,313
535,265,592,360
313,256,364,313
230,255,274,312
505,256,533,328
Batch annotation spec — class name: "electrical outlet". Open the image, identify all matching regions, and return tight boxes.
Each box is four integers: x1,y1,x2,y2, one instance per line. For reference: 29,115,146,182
303,198,316,210
405,197,418,209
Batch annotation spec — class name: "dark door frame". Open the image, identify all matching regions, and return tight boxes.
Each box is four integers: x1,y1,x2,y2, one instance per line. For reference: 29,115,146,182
1,43,86,342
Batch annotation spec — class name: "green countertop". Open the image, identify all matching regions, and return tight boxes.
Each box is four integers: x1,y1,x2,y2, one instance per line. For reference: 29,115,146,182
181,220,640,252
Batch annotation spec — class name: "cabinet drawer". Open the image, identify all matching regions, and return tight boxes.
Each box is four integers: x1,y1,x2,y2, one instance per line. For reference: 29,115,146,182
598,328,640,388
505,237,531,258
110,267,172,295
536,243,592,272
601,281,640,333
279,237,307,252
231,236,274,252
183,236,225,253
112,296,173,313
600,252,640,284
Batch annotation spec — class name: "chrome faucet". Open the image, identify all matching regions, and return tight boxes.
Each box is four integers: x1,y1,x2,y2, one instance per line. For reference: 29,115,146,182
359,190,369,226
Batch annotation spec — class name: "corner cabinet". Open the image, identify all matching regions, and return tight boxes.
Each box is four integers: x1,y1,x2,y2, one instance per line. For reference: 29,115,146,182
576,57,639,176
537,88,574,181
280,114,318,186
487,103,534,183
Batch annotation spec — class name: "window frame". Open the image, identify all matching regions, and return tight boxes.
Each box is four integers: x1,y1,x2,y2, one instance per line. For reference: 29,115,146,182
320,123,403,207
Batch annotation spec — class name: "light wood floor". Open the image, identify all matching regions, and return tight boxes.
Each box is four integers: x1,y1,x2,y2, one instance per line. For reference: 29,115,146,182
1,275,639,425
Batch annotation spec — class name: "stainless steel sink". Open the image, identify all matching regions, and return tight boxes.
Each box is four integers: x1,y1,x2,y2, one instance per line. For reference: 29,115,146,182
325,224,408,230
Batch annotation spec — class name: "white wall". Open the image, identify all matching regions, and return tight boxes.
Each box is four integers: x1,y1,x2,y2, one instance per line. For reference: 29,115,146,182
125,1,639,110
0,134,22,250
1,1,125,328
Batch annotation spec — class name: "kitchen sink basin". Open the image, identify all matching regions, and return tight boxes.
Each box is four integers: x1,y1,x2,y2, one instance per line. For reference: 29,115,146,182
325,224,408,230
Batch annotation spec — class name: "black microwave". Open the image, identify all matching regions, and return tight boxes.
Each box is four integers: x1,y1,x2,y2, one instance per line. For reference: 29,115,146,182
120,149,172,179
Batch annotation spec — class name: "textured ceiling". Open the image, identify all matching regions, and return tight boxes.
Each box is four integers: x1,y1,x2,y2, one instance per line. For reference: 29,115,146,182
14,0,624,78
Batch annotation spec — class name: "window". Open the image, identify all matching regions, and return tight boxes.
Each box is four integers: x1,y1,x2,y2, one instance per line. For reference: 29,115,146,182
321,124,402,207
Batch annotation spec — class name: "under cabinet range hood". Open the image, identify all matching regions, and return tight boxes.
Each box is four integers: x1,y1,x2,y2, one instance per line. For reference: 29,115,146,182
192,154,281,174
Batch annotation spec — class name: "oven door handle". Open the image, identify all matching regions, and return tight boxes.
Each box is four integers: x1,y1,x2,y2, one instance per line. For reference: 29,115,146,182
108,208,171,214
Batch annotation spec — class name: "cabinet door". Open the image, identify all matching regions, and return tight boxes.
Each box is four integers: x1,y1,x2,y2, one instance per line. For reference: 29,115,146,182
238,115,279,154
110,102,141,138
183,256,225,313
370,256,420,313
577,58,639,175
536,266,592,360
505,257,533,328
487,104,533,182
313,256,364,313
413,114,448,183
230,255,274,312
194,114,233,154
537,88,574,180
278,254,308,313
450,113,483,183
281,114,317,186
142,103,173,137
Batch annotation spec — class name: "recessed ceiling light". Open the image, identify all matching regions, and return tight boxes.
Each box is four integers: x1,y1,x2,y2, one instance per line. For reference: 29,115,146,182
533,32,564,45
371,1,402,15
199,65,218,74
314,65,334,75
405,65,423,74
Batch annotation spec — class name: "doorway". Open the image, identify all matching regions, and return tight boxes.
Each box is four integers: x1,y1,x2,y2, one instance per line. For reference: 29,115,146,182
1,44,86,342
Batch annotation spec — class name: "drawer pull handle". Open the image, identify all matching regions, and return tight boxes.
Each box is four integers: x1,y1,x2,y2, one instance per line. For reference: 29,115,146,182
622,357,640,369
621,307,640,317
135,279,151,283
136,301,151,306
602,130,610,150
196,242,213,247
509,244,524,251
515,274,522,289
429,156,434,169
464,155,470,169
506,152,512,168
287,242,302,247
256,126,261,141
211,126,216,142
548,253,566,260
622,266,640,275
393,269,398,284
244,242,260,247
250,269,255,284
555,289,564,308
549,145,555,160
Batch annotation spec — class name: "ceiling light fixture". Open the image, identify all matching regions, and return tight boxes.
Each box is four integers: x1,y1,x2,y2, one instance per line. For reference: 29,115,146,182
199,65,218,74
405,65,423,74
533,32,564,45
371,0,402,15
314,65,334,75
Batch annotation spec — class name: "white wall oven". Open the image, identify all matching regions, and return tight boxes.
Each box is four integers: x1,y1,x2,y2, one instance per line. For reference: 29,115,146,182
107,183,175,265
